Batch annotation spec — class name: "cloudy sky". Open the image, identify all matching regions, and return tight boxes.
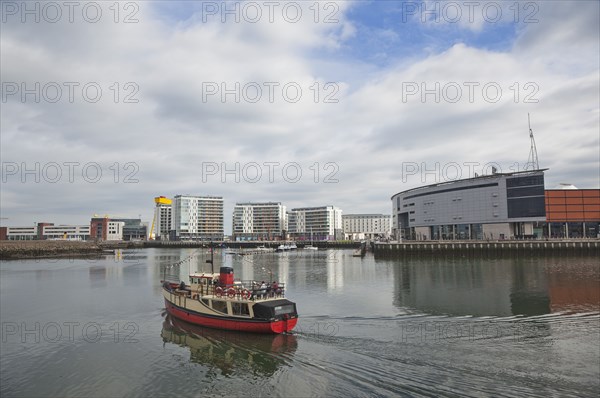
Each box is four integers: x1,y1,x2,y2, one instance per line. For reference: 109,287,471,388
1,0,599,233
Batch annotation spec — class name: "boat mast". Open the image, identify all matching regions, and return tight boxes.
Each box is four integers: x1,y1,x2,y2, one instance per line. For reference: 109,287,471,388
206,241,214,273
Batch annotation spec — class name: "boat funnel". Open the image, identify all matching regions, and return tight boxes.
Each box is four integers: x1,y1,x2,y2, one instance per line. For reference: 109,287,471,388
219,266,234,286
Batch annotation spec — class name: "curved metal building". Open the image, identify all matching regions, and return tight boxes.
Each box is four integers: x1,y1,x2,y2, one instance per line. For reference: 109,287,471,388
391,169,548,240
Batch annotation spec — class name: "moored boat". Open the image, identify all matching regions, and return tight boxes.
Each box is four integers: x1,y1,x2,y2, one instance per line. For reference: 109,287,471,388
162,266,298,334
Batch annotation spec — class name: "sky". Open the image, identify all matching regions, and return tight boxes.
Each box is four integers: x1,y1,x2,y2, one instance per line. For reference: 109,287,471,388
1,0,599,233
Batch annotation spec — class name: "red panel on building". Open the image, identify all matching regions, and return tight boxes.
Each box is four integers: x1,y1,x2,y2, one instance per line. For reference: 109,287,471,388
545,189,600,222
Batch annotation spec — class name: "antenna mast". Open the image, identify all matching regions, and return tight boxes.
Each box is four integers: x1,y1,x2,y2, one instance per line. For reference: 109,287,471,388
526,113,539,170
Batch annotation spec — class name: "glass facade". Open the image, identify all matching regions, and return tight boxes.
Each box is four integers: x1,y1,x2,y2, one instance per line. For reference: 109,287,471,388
506,175,546,219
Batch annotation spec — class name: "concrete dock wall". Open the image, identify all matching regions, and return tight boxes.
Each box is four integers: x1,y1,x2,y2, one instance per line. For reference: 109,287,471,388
373,240,600,257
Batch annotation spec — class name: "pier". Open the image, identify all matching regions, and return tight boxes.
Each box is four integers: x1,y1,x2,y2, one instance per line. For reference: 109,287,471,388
373,239,600,257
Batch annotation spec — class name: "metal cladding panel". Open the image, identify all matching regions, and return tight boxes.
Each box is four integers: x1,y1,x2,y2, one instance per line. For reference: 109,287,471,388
394,177,508,227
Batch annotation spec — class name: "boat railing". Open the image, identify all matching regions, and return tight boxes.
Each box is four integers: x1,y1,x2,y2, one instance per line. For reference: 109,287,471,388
202,280,285,300
168,279,286,301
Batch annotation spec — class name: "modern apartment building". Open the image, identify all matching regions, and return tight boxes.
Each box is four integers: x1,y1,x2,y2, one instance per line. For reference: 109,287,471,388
232,202,286,241
153,196,172,240
171,195,224,241
288,206,343,240
343,214,391,240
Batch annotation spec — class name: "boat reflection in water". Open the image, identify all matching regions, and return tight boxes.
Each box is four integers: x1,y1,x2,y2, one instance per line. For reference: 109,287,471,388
161,314,297,376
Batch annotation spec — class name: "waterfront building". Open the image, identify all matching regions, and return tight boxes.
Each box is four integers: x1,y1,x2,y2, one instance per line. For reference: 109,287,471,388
232,202,286,241
392,170,548,240
343,214,391,240
545,187,600,238
288,206,343,240
4,226,37,240
171,195,224,241
90,217,108,240
153,196,172,240
106,221,124,241
42,225,91,240
90,217,126,241
1,223,91,241
110,218,147,241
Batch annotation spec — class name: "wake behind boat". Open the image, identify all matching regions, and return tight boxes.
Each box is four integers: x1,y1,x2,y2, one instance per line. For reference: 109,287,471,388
162,266,298,334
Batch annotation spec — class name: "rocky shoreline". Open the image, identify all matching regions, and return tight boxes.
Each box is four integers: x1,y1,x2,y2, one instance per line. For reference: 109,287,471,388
0,240,112,260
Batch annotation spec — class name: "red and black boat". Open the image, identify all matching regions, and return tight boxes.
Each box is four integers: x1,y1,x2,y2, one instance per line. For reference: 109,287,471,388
162,266,298,334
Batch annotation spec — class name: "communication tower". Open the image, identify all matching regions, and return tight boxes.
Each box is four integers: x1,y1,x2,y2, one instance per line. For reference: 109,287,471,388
525,113,540,170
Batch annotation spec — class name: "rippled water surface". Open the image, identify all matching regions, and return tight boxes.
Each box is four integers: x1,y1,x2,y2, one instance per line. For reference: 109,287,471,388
1,248,599,397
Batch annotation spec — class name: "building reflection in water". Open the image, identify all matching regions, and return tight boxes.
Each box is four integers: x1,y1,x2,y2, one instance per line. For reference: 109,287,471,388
326,253,344,293
543,257,600,314
510,259,550,316
392,257,600,317
161,315,297,376
276,255,290,288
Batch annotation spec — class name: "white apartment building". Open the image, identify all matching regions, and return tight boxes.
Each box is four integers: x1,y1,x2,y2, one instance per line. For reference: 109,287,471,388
232,202,286,241
289,206,343,240
342,214,391,240
156,203,172,240
172,195,224,241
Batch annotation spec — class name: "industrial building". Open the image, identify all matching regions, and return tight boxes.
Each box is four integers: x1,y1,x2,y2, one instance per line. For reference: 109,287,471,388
232,202,286,241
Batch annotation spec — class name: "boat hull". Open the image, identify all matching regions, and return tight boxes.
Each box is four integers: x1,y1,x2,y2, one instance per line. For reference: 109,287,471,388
164,299,298,334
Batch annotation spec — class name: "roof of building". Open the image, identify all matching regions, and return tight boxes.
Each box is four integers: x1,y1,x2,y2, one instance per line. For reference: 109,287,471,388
391,169,548,200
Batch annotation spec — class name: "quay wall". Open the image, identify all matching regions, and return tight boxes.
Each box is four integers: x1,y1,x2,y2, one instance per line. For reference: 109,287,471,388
144,241,360,249
373,240,600,257
0,240,105,260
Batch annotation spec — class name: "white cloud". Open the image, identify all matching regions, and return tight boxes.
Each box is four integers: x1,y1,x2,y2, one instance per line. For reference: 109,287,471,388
1,1,598,231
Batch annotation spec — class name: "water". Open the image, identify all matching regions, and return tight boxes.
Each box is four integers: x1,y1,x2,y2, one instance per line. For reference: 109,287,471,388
1,249,598,397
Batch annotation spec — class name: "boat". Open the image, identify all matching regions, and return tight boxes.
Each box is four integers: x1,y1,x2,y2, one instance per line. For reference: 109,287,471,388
256,245,274,252
304,228,318,250
276,243,297,252
162,266,298,334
